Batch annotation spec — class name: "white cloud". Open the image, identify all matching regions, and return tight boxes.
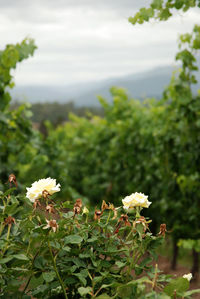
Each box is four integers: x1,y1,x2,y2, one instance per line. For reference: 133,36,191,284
0,1,199,86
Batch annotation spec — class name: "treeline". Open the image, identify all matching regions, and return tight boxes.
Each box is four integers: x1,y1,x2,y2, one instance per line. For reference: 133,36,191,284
1,0,200,278
11,101,104,126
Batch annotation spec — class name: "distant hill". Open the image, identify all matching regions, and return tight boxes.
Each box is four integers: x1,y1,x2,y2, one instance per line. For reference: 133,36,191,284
11,64,200,107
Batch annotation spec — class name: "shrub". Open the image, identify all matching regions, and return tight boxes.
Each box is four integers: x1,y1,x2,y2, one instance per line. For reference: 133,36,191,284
0,176,199,298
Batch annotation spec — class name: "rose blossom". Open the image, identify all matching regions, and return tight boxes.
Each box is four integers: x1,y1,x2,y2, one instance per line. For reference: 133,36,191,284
122,192,151,210
26,178,60,202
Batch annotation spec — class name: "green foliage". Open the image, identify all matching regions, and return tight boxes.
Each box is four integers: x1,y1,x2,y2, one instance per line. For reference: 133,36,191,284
11,101,104,127
129,0,200,24
30,25,200,249
0,39,37,191
0,186,199,298
164,277,189,297
0,0,200,287
178,239,200,252
0,38,36,110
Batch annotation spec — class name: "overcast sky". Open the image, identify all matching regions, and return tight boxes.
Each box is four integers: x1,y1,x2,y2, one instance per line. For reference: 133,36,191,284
0,0,199,86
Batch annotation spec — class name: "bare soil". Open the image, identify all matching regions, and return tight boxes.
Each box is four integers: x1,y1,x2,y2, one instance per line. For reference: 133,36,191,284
157,255,200,298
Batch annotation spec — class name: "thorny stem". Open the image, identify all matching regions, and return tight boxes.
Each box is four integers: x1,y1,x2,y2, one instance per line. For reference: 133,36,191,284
136,207,142,219
103,210,112,234
88,270,95,297
21,249,41,297
21,239,46,297
152,264,158,290
26,239,31,255
173,290,177,299
126,229,133,241
1,224,11,257
6,224,10,241
21,276,32,298
0,223,5,238
85,214,88,224
106,210,111,225
48,240,68,299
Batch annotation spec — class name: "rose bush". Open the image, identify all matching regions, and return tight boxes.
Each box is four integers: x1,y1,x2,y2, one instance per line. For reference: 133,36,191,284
0,176,199,299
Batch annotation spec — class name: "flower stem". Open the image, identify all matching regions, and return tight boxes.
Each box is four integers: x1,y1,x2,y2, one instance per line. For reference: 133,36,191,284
21,276,32,298
0,223,5,238
152,264,158,290
106,210,111,225
48,240,68,299
1,224,11,257
21,243,44,298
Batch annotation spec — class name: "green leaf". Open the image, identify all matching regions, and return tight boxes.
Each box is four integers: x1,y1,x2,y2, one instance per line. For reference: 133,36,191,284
135,265,143,276
64,235,83,244
184,289,200,296
2,46,19,68
13,254,29,261
96,295,112,299
74,269,88,286
115,261,126,268
151,0,163,9
0,256,13,264
164,277,189,296
32,284,48,296
42,271,56,282
62,246,71,252
4,187,16,196
34,256,47,269
87,236,98,242
78,287,92,297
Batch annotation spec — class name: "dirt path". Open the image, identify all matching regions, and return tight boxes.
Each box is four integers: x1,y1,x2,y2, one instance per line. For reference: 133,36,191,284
157,255,200,298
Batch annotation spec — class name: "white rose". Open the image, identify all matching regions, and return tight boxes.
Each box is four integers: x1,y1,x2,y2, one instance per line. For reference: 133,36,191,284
122,192,151,210
26,178,61,202
183,273,192,281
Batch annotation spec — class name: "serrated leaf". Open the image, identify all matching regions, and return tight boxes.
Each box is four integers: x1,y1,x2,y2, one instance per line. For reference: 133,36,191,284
64,235,83,244
13,254,29,261
42,271,56,282
0,256,13,264
63,246,71,252
164,277,189,296
96,294,112,299
4,187,16,196
78,286,92,296
115,261,126,268
184,289,200,296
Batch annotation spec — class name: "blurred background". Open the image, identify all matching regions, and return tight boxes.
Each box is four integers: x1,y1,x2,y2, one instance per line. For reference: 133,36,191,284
1,0,200,288
0,0,200,123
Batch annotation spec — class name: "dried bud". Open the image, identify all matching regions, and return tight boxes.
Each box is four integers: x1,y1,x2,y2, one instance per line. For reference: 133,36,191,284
75,199,82,208
7,174,18,188
42,189,50,199
101,200,117,219
44,219,58,232
101,200,109,211
118,214,131,225
114,214,131,234
4,216,16,226
33,199,41,210
158,223,167,237
46,204,56,214
73,199,83,216
94,210,102,221
133,216,149,232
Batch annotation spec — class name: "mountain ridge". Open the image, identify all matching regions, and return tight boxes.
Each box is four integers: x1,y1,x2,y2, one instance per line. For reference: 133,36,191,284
11,64,200,106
